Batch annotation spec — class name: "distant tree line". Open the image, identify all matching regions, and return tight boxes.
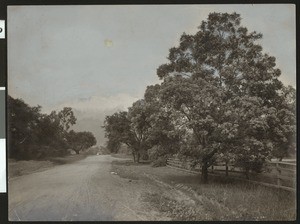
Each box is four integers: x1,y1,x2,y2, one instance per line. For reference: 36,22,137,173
8,96,97,160
103,12,296,181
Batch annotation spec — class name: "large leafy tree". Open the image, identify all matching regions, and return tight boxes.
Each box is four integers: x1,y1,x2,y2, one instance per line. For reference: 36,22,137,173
103,100,153,163
103,86,181,163
103,111,137,160
156,12,295,181
104,111,136,160
66,130,97,154
127,99,153,161
8,95,79,159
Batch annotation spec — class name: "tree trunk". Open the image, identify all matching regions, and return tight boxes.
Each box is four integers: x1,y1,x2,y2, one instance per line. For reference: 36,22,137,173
132,151,136,162
201,163,209,183
136,152,140,163
225,161,229,177
245,167,250,180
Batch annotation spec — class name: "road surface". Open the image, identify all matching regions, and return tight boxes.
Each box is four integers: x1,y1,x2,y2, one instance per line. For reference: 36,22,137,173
8,155,164,221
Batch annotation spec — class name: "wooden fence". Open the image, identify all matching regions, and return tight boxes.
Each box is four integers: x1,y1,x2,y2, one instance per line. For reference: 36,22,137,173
166,156,296,191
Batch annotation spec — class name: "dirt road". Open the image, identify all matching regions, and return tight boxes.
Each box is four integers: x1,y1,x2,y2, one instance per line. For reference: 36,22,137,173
8,155,169,221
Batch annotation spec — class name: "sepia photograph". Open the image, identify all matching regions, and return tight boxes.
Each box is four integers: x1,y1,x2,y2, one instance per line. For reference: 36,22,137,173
7,4,296,221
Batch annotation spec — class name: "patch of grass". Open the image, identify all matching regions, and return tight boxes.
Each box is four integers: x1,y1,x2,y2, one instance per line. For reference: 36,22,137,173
143,192,205,221
110,153,132,159
111,160,140,180
48,154,87,165
111,160,153,180
8,159,54,178
153,170,296,220
8,154,87,178
112,159,151,166
184,177,296,221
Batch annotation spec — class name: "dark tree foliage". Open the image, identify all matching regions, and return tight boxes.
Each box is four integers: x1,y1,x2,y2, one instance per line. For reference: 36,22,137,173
8,96,42,159
103,107,151,163
57,107,77,132
8,95,80,160
106,139,121,154
144,84,182,153
103,111,132,153
103,87,181,163
66,130,97,154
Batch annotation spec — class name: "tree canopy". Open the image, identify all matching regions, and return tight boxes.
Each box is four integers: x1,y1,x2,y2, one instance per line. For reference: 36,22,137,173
66,130,97,154
8,95,96,159
155,12,295,180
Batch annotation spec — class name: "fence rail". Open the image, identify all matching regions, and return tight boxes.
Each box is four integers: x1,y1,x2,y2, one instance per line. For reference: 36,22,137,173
166,156,296,191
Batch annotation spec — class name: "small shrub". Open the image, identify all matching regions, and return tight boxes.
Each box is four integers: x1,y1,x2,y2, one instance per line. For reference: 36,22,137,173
152,156,167,167
234,158,268,174
139,149,149,160
148,145,169,160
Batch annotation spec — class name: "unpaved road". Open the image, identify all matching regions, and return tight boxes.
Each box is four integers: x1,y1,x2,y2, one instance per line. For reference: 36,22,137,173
8,155,170,221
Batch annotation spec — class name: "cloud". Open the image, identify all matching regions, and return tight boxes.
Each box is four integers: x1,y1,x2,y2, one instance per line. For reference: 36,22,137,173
52,93,140,115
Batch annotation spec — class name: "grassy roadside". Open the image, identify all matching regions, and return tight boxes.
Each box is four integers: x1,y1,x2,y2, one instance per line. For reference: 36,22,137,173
111,159,296,221
8,154,87,178
110,153,133,159
48,154,87,165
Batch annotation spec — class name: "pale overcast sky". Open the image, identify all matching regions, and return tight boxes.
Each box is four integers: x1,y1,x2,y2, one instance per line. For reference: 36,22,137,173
7,4,296,145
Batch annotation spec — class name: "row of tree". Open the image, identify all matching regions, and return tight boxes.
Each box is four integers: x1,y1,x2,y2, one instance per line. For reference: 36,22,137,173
103,12,296,181
8,96,96,160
